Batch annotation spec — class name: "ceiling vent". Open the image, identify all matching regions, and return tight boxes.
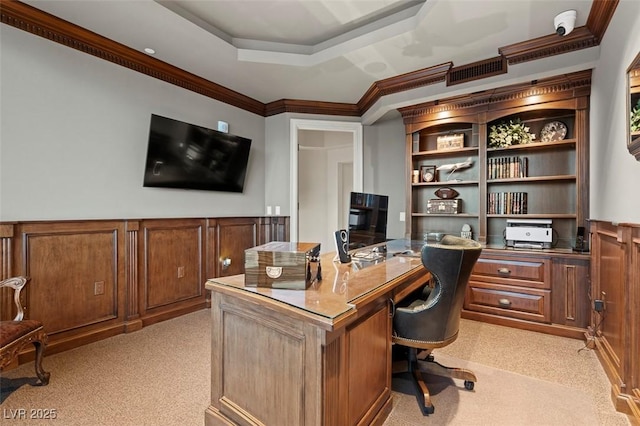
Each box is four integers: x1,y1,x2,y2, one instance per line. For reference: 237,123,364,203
446,56,507,86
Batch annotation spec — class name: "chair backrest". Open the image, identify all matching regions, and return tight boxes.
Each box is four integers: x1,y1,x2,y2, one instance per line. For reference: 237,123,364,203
393,235,482,345
0,276,28,321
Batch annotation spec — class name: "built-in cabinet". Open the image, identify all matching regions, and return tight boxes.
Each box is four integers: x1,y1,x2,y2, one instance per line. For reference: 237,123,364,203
589,221,640,423
400,70,592,338
0,216,289,365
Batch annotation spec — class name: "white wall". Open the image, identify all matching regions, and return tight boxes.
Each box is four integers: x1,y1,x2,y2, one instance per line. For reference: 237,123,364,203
590,0,640,223
264,113,361,218
5,5,637,229
298,130,353,253
363,117,407,239
0,26,265,221
264,113,406,241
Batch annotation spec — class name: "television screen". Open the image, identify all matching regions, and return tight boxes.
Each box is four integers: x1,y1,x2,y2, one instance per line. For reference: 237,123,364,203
143,114,251,192
348,192,389,249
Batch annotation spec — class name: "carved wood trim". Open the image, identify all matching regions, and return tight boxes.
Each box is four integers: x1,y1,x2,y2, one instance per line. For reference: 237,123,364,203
560,265,577,321
0,326,47,368
124,220,141,330
499,27,598,65
0,0,617,118
399,69,592,123
0,224,15,280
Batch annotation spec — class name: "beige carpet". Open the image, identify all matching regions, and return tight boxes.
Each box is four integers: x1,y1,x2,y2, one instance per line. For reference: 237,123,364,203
390,354,599,425
0,309,631,425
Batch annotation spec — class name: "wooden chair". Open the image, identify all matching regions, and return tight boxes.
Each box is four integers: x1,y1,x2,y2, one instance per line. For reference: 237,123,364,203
392,235,482,415
0,276,50,385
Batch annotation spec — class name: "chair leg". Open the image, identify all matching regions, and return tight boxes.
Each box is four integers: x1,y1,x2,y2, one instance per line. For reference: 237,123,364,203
411,368,435,415
32,339,50,386
417,357,476,390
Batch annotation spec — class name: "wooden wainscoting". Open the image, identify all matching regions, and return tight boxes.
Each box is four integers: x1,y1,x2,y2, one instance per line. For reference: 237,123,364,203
0,220,127,357
136,218,208,328
589,221,640,423
0,216,289,364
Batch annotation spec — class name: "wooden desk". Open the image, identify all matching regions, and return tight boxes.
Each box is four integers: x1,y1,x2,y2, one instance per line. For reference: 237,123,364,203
204,239,429,426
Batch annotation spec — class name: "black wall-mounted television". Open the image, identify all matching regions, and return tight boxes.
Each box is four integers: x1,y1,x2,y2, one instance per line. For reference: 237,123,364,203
143,114,251,193
348,192,389,249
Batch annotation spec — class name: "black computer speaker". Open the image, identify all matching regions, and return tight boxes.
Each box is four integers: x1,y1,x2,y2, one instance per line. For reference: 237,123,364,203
334,229,351,263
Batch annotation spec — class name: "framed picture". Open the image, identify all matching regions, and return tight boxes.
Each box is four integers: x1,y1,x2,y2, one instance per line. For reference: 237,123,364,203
421,165,437,182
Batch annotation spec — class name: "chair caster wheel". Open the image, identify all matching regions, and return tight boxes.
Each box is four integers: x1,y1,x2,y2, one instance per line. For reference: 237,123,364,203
421,405,435,415
464,380,474,390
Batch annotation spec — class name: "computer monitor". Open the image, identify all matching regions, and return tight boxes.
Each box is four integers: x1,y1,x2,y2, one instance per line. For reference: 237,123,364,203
348,192,389,249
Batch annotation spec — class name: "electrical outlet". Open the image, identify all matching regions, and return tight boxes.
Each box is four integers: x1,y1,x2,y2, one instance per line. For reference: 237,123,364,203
177,266,185,278
94,281,105,295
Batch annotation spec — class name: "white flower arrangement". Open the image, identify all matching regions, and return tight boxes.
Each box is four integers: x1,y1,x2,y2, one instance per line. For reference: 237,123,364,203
631,99,640,133
488,119,536,148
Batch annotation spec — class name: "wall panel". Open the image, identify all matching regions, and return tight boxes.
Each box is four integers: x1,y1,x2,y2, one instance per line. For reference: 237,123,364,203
0,216,288,363
590,220,640,423
140,219,204,311
12,220,127,355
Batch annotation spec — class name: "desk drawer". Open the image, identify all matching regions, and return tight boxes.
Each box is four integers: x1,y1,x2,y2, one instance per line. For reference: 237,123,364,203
472,256,549,289
465,281,551,323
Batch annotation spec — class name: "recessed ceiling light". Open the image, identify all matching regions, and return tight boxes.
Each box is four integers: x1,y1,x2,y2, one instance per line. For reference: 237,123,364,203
144,47,155,55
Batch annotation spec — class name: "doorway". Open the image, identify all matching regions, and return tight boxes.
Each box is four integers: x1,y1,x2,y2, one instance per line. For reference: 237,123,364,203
290,119,363,250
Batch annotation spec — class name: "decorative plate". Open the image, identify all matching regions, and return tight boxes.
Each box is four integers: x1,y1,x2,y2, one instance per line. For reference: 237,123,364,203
540,121,568,143
434,187,459,199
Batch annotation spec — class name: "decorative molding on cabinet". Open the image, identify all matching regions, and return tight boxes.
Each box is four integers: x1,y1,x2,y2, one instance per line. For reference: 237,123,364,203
0,216,289,365
589,220,640,424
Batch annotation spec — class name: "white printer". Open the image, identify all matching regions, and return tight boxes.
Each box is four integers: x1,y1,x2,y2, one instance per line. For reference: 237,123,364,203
505,219,553,249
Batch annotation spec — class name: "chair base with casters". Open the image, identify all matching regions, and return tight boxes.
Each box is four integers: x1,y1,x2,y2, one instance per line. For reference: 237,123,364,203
392,342,476,415
391,235,482,415
0,277,50,386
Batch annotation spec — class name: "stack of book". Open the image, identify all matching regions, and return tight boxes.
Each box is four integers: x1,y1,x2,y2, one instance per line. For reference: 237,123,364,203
488,156,528,179
488,192,528,214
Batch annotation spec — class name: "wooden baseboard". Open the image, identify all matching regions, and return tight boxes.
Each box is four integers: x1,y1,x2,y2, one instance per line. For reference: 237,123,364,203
16,322,127,365
461,310,586,339
140,300,209,328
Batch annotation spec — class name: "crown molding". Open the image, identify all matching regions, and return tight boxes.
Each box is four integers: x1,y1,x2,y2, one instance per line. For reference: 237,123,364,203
499,26,598,65
357,62,452,113
265,99,360,117
587,0,619,43
398,69,593,122
0,0,266,116
0,0,618,118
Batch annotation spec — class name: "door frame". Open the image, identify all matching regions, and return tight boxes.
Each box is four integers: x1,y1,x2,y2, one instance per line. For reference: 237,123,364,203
290,119,363,242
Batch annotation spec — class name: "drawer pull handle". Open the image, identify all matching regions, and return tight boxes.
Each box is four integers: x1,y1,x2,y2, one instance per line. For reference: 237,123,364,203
498,298,511,307
497,268,511,275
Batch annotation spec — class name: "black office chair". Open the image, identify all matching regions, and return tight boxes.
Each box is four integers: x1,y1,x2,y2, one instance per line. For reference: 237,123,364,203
392,235,482,415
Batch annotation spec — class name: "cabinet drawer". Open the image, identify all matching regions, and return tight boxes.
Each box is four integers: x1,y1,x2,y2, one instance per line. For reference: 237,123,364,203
472,256,549,289
465,281,551,323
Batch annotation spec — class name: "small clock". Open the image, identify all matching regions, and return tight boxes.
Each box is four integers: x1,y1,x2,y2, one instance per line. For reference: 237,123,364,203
540,121,568,143
421,165,437,182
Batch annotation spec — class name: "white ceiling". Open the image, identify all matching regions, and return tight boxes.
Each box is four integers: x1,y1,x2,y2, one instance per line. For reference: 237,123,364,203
24,0,596,109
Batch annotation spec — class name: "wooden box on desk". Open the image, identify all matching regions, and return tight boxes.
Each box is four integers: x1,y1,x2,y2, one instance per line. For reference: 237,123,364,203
244,241,321,290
